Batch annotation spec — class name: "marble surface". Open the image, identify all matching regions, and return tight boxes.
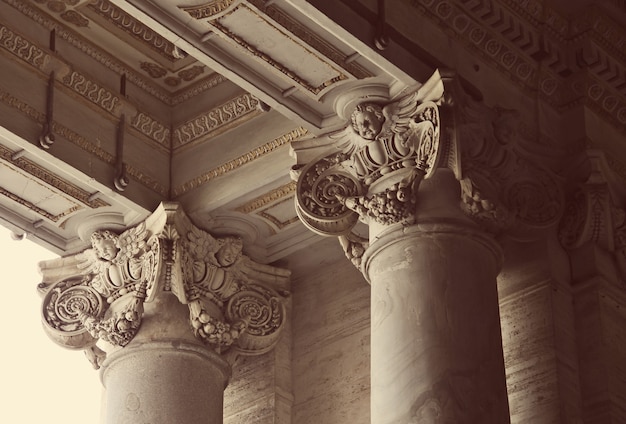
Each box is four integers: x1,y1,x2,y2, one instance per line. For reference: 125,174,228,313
366,225,510,423
290,237,371,424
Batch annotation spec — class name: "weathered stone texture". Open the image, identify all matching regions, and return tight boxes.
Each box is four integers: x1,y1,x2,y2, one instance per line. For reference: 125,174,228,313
290,237,370,424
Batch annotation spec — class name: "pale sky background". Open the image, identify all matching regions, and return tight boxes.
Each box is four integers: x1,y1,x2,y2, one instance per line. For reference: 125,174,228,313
0,225,102,423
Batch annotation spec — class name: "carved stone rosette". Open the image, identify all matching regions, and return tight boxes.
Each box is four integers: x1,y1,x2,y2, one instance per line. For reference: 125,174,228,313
39,203,289,363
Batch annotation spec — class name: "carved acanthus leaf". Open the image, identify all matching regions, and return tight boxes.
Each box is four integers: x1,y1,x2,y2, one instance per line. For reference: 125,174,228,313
171,216,289,354
294,81,443,235
444,77,564,235
39,203,291,359
41,223,161,349
559,153,626,280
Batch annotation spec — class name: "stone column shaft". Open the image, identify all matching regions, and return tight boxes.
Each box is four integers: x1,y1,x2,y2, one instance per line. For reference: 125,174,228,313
290,73,558,424
38,203,290,424
365,223,509,423
100,292,230,424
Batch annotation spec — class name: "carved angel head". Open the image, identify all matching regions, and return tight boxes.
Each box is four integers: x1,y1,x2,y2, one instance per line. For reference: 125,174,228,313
351,103,384,141
216,236,243,267
90,230,120,261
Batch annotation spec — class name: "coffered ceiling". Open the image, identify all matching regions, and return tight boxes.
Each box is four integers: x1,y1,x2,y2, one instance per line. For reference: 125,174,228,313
0,0,420,260
1,0,624,262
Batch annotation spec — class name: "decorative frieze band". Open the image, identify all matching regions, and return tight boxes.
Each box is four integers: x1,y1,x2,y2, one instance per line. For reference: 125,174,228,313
87,0,179,61
0,25,48,69
4,0,172,104
130,112,171,148
173,127,308,196
62,70,121,114
172,93,260,148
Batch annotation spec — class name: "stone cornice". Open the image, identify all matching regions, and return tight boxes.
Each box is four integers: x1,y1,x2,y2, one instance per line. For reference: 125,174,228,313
172,93,262,150
170,73,228,106
234,181,299,234
0,87,168,196
173,127,308,197
210,8,347,97
405,0,626,132
4,0,227,107
0,143,110,211
87,0,179,62
235,181,296,214
249,0,372,81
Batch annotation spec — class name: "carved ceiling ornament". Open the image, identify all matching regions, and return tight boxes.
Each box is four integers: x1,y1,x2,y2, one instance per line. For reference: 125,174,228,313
87,0,179,61
445,75,564,237
180,1,237,19
180,0,364,98
558,152,626,280
292,71,565,267
39,203,290,365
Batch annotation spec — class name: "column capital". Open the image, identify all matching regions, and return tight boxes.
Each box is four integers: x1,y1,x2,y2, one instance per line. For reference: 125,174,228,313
558,150,626,283
291,70,564,266
38,202,290,367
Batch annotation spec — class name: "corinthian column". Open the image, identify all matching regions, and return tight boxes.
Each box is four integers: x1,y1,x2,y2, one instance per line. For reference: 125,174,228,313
292,71,563,423
38,203,290,424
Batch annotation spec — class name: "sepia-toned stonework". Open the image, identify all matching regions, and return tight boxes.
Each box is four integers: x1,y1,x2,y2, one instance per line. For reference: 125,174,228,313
0,0,625,423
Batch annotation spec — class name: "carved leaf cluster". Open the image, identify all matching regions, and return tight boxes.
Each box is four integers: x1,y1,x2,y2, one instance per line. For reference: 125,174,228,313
39,207,290,362
41,223,160,350
295,91,441,236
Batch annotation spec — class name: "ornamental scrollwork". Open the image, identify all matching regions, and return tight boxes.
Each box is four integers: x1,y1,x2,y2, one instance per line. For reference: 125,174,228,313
295,152,363,235
39,203,291,366
294,82,443,237
172,217,289,354
226,284,285,355
445,77,564,235
40,223,160,352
